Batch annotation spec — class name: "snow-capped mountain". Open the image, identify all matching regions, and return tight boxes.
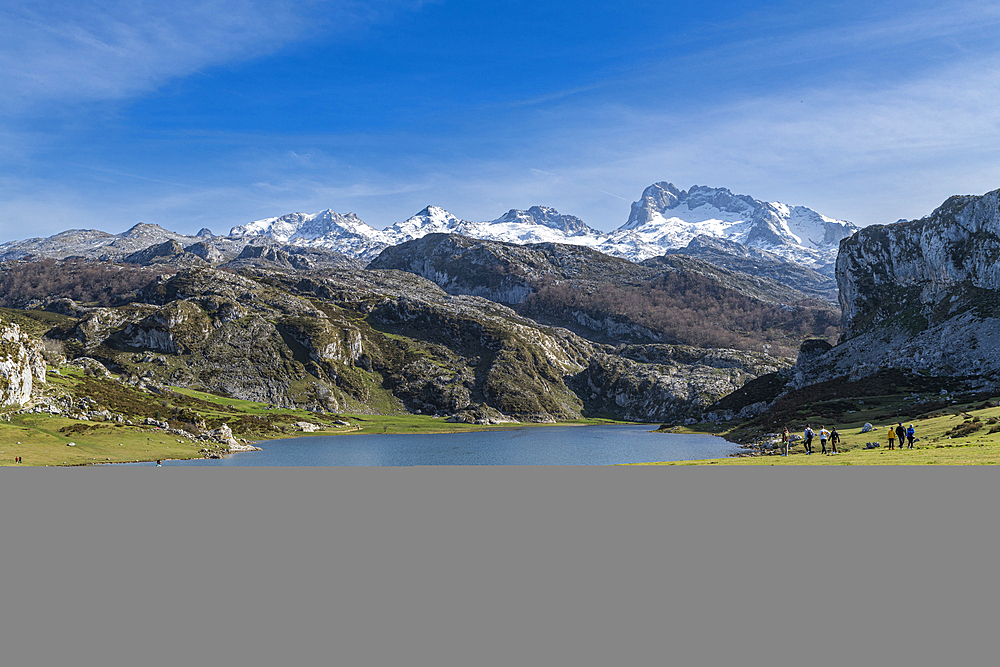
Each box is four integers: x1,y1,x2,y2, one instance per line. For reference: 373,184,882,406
230,205,608,259
453,207,603,246
383,206,465,243
0,180,854,268
379,205,606,246
598,183,858,271
479,206,601,239
229,209,391,259
225,183,856,271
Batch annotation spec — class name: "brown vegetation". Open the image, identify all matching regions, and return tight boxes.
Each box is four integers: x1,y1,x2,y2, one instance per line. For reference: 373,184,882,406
0,259,167,308
521,272,840,356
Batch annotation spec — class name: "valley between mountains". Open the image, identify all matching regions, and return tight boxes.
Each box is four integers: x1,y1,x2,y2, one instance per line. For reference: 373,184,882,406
2,181,999,464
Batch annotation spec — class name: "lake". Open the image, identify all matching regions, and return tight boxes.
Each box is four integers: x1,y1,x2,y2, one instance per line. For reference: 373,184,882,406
125,424,739,466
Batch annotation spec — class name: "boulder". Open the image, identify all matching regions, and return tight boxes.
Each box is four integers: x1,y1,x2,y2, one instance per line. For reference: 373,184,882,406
295,421,322,433
208,423,239,447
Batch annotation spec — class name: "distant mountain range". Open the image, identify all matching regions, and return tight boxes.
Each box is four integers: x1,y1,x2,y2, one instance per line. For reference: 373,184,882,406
0,181,857,274
226,183,856,271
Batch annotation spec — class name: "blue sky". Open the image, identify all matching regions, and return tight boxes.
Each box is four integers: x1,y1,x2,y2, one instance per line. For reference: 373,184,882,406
3,0,1000,241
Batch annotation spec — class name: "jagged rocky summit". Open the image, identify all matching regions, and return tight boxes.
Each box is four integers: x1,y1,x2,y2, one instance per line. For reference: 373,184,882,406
792,187,1000,391
599,183,857,272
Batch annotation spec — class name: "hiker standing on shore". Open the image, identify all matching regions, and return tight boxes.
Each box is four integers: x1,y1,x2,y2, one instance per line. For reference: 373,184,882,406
830,427,840,453
819,426,830,454
906,424,916,449
887,425,896,449
804,425,814,454
781,427,790,456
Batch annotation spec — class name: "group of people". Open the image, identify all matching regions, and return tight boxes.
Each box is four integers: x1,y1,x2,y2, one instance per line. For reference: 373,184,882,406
778,422,917,456
886,423,916,450
781,425,840,456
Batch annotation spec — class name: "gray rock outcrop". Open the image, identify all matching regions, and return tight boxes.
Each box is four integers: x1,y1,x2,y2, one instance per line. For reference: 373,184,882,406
0,319,46,407
793,187,1000,390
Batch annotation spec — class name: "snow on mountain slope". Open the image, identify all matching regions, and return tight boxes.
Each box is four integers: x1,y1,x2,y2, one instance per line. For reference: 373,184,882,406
230,209,391,260
382,206,465,243
230,204,608,257
600,182,857,270
225,182,857,271
458,207,606,246
0,224,206,261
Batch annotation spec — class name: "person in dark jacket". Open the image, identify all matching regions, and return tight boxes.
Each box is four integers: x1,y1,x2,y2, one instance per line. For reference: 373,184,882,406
830,427,840,454
896,423,906,451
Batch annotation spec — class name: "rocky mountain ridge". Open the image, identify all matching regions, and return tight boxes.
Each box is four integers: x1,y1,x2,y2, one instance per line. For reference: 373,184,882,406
792,187,1000,392
228,183,855,269
5,262,789,424
598,183,857,272
0,181,854,292
369,233,840,357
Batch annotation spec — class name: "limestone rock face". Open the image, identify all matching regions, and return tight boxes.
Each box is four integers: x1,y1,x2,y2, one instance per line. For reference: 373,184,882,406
837,189,1000,338
208,423,238,446
794,188,1000,389
581,345,790,423
0,318,46,407
368,233,645,305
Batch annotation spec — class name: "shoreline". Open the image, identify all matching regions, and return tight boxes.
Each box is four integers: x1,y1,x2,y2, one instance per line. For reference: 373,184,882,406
24,418,647,466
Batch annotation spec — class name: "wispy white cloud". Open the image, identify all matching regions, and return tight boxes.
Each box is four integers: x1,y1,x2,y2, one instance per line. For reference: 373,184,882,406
0,1,430,112
3,1,1000,241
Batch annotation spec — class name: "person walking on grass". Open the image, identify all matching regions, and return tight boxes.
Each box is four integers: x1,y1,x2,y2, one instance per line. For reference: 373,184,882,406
887,425,896,450
804,425,814,454
896,423,906,451
819,426,830,454
830,427,840,454
907,424,916,449
780,427,790,456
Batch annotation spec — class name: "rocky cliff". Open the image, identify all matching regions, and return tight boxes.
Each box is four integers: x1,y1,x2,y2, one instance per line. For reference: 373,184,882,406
0,318,46,406
367,233,648,305
22,263,787,423
368,233,839,356
793,188,1000,390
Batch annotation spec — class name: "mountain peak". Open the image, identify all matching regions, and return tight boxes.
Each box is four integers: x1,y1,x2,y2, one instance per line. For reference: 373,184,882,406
492,206,597,236
228,209,389,260
605,181,857,269
121,222,173,238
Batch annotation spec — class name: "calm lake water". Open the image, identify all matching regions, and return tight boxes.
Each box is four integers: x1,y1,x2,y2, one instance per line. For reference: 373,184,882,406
126,424,739,466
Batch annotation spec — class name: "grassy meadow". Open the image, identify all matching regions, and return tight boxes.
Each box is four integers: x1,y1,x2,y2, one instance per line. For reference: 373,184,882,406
641,393,1000,465
1,364,624,466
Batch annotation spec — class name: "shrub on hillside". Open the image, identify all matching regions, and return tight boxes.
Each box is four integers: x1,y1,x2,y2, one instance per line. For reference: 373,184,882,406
521,273,840,356
0,259,168,308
